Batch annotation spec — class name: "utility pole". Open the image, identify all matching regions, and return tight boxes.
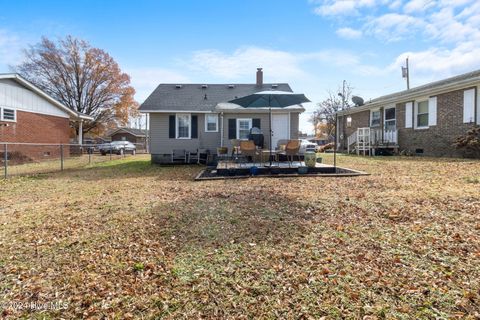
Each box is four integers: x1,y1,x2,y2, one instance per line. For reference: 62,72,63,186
402,57,410,90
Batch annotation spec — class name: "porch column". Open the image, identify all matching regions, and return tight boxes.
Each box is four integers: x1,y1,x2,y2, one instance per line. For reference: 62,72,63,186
78,119,83,145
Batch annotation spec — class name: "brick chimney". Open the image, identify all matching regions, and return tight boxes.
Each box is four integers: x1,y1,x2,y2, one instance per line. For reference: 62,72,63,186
256,68,263,86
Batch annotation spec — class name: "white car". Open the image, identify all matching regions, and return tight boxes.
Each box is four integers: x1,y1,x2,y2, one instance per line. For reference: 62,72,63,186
299,139,317,154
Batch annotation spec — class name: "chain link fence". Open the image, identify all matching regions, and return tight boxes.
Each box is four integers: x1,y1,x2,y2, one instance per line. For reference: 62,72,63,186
1,142,148,178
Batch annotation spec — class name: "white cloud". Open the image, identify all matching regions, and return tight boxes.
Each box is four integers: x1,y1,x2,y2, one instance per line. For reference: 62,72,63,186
0,29,24,69
313,0,379,16
127,68,190,102
364,13,425,41
404,0,436,13
336,27,362,39
186,47,306,80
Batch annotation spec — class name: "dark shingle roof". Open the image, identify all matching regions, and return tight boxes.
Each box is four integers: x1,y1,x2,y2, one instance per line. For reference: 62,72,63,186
139,83,292,111
369,69,480,104
108,127,148,137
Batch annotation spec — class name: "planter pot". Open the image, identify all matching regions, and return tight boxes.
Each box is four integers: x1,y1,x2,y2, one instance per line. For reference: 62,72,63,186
304,151,317,168
250,166,258,176
298,166,308,174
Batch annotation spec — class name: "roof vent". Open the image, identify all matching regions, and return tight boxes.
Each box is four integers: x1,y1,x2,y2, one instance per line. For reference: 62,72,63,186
271,84,278,88
201,84,208,89
228,84,235,88
204,94,208,100
175,84,182,89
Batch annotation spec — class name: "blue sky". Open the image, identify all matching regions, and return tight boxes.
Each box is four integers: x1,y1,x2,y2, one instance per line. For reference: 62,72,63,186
1,0,479,133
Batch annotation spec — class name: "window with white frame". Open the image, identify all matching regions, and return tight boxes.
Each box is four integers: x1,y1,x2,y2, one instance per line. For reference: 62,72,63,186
205,114,218,132
237,118,252,139
1,107,16,122
416,101,429,128
384,107,396,131
176,114,191,139
370,109,381,127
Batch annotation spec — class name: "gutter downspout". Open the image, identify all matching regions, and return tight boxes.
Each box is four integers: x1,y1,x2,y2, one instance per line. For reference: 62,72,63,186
220,112,224,147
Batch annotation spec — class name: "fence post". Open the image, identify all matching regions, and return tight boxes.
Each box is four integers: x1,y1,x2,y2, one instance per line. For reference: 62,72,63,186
88,148,92,165
60,144,64,171
3,144,7,179
110,146,112,160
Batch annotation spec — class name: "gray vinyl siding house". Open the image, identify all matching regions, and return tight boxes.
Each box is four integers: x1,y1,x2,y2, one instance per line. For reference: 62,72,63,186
139,71,304,164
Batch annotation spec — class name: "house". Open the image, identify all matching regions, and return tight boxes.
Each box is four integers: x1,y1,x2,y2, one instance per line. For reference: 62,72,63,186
337,69,480,157
106,127,149,151
139,69,304,164
0,73,93,160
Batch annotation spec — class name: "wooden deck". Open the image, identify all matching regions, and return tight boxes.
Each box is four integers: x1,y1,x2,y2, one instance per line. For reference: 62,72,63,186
216,160,330,170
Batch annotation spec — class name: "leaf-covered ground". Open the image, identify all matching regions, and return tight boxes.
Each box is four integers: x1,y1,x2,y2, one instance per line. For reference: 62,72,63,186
0,155,479,319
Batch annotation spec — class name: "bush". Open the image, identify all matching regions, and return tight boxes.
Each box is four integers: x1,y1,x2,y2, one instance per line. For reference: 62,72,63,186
454,126,480,158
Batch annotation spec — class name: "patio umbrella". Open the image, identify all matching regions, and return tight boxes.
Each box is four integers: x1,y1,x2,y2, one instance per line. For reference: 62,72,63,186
228,91,310,167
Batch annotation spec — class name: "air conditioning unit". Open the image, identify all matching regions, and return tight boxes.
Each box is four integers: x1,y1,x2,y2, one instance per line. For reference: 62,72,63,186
201,84,208,88
175,84,182,89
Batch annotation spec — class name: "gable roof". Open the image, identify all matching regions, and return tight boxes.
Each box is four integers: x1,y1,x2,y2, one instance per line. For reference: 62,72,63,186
339,69,480,115
139,83,293,112
0,73,94,121
107,127,148,137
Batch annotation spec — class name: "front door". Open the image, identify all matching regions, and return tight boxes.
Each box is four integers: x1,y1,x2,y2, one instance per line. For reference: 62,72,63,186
271,113,289,149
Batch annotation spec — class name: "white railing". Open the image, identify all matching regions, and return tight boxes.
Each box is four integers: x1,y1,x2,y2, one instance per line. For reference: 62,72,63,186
347,130,357,153
369,128,398,144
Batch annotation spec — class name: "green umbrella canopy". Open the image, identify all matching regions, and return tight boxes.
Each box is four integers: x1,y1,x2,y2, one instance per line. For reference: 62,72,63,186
228,90,310,108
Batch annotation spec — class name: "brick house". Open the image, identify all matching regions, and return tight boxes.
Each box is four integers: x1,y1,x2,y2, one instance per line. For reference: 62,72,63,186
337,69,480,157
0,73,93,161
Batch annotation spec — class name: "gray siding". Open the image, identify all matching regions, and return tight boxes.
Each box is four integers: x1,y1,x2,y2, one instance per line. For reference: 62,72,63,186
150,111,302,163
150,113,220,155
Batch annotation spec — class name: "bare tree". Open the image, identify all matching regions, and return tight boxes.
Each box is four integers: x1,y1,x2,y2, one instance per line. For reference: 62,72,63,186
15,36,138,136
309,82,354,137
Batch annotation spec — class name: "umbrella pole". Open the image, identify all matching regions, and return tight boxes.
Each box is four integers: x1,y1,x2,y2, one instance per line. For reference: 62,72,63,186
269,97,272,167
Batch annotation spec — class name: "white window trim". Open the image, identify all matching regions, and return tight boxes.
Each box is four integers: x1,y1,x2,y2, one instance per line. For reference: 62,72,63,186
0,107,17,122
176,113,191,139
370,109,381,127
414,100,429,129
236,118,252,140
384,106,396,130
205,114,218,132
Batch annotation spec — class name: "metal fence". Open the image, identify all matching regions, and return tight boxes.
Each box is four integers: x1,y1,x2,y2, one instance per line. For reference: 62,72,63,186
1,142,148,178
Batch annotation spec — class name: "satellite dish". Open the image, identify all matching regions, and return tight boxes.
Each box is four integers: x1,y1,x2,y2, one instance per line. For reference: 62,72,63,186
352,96,364,106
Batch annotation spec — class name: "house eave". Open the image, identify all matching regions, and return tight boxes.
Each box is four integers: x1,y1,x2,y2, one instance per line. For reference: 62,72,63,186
337,76,480,116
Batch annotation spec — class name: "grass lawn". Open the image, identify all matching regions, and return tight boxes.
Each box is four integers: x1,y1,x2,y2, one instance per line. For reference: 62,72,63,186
0,154,479,319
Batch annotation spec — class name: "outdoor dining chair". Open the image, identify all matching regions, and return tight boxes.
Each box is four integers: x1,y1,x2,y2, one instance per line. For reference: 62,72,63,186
239,140,260,167
277,140,301,167
171,149,187,163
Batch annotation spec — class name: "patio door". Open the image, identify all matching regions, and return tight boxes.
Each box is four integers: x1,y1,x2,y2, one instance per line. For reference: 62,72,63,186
271,113,289,149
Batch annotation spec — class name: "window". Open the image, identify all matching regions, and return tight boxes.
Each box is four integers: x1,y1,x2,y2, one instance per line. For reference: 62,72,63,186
121,136,126,141
176,114,191,139
205,114,218,132
237,118,252,140
370,109,381,127
346,116,352,127
416,101,429,128
1,107,16,122
384,107,396,131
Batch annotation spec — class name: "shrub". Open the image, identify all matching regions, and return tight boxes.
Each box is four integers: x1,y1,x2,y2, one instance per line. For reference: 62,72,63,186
454,126,480,158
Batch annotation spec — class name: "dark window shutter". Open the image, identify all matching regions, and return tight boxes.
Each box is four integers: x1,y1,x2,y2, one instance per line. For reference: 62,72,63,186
228,119,236,139
252,118,261,129
191,115,198,139
169,115,175,138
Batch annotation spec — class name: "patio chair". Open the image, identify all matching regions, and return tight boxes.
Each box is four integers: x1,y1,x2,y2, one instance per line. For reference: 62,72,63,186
217,147,229,168
187,149,200,164
239,140,260,166
230,139,241,159
277,140,300,167
198,149,210,165
171,149,187,163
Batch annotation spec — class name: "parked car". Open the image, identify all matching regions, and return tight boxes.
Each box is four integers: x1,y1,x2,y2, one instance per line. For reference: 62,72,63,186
98,141,136,155
299,139,317,154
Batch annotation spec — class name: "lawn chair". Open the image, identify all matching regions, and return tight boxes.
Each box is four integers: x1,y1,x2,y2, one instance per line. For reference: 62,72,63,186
239,140,259,166
277,140,300,167
187,149,200,164
198,149,210,165
171,149,187,163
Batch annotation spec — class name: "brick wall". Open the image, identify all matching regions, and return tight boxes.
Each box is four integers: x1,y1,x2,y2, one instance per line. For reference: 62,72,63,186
0,110,71,162
343,88,477,157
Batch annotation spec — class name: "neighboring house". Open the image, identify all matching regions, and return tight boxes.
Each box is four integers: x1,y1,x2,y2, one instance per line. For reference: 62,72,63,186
0,73,92,160
139,69,304,164
337,69,480,157
107,127,149,150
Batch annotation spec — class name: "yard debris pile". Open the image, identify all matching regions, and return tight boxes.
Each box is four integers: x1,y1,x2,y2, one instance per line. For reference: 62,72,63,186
0,155,479,318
